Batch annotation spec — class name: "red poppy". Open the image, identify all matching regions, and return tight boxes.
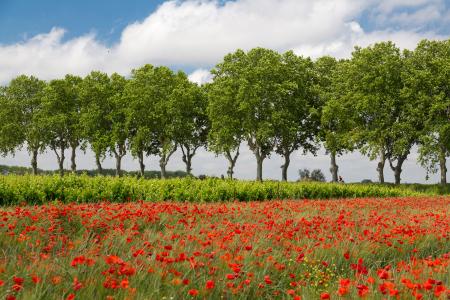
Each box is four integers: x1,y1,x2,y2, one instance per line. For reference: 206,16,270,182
206,280,215,289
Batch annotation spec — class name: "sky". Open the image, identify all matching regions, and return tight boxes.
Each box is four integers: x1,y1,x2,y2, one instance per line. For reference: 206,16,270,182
0,0,449,183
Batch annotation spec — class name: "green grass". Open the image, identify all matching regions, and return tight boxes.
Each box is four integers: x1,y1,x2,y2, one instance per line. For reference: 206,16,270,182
0,174,447,205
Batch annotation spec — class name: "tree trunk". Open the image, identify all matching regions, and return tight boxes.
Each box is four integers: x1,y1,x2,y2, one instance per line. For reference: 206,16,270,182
115,153,122,177
281,151,291,182
159,145,177,179
58,148,65,177
70,146,77,173
224,149,239,179
95,153,103,175
439,145,447,185
394,166,401,185
255,153,264,182
377,150,386,184
138,150,145,178
185,158,192,175
31,149,38,175
330,151,338,182
181,147,192,175
181,145,198,176
160,159,167,179
389,156,406,185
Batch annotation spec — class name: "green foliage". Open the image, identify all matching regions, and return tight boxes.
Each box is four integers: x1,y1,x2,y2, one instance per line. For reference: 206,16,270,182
41,75,83,175
0,175,442,206
347,42,426,184
79,71,112,166
405,40,450,182
0,86,22,155
207,66,245,179
171,74,209,175
124,65,181,178
211,48,315,181
125,64,160,169
5,75,47,174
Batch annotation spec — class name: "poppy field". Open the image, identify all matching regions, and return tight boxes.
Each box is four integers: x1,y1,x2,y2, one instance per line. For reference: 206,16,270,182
0,196,448,299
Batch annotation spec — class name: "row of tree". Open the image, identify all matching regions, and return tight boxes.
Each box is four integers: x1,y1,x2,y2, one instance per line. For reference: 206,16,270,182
0,39,449,184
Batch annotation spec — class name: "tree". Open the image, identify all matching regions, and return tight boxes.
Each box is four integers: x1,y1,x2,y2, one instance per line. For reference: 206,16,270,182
125,64,160,177
212,48,281,181
273,51,320,181
207,72,244,179
298,168,325,182
127,66,179,179
0,86,22,156
41,75,83,176
42,79,69,176
298,168,310,181
172,75,209,176
65,75,84,173
349,42,423,184
315,57,355,182
6,75,46,175
108,73,129,177
405,39,450,184
310,169,326,182
79,71,112,174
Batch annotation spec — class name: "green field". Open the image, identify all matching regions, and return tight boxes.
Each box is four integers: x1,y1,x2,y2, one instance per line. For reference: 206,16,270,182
0,174,448,206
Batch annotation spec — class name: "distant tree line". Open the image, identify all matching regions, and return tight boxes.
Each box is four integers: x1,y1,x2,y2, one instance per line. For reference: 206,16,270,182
0,164,187,178
0,39,448,184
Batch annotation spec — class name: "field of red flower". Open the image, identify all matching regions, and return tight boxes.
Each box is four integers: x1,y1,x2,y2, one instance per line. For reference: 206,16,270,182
0,197,448,299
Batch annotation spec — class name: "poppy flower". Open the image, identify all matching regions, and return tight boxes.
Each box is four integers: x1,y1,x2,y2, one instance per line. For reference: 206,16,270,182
206,280,215,289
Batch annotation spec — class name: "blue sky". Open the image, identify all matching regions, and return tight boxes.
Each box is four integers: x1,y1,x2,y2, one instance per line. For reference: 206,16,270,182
0,0,164,45
0,0,449,182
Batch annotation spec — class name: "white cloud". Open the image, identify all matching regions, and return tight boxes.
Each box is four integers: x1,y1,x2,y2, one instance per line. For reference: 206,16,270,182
1,0,448,85
188,69,213,85
0,28,109,83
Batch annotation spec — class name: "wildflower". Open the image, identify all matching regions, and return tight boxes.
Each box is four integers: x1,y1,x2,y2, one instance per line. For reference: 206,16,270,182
31,275,41,284
206,280,215,289
120,278,129,289
67,294,75,300
13,277,24,285
286,289,295,295
344,251,350,260
73,277,82,291
434,285,446,297
71,256,86,267
357,284,369,297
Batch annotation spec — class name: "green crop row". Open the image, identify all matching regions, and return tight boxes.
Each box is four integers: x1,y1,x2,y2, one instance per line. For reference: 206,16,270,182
1,174,446,206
